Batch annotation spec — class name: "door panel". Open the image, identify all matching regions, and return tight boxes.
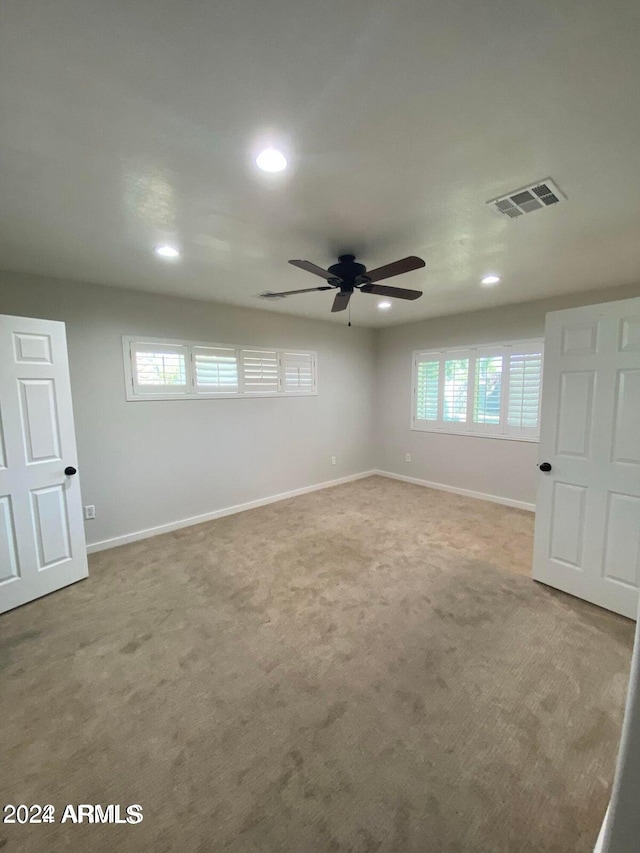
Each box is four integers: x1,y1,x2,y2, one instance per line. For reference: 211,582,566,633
13,332,53,364
19,379,61,463
619,316,640,351
31,485,72,569
0,314,87,614
549,482,587,568
556,371,595,457
533,296,640,619
562,322,599,355
0,408,5,469
612,370,640,465
602,493,640,588
0,495,20,582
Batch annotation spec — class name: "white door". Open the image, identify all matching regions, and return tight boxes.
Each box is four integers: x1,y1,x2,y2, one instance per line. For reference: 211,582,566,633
0,314,88,614
533,296,640,619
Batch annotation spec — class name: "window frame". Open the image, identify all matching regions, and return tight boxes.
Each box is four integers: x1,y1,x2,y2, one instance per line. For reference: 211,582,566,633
123,336,318,401
411,338,544,442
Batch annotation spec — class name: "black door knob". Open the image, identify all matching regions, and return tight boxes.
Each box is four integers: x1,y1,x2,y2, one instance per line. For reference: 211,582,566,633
64,466,77,476
539,462,552,472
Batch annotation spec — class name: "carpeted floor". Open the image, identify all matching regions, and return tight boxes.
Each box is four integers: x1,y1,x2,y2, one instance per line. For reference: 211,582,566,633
0,476,634,852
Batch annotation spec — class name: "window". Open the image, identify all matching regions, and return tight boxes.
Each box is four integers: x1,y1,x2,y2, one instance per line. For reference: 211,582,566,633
412,339,543,440
240,350,279,394
193,347,239,394
507,349,543,431
282,351,315,393
443,356,469,422
124,336,317,401
474,353,502,425
131,342,189,396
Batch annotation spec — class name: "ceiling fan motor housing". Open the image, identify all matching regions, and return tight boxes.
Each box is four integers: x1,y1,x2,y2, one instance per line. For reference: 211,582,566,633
328,255,367,289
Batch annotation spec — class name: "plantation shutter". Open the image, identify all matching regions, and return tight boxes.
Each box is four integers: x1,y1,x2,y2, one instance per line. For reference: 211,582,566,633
442,353,470,427
282,352,315,393
507,347,543,435
415,356,440,422
193,346,239,394
125,337,317,401
412,339,543,439
472,348,505,433
240,349,280,393
131,342,189,396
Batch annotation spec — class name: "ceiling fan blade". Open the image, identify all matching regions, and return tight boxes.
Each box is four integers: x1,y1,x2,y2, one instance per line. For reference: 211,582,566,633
364,256,425,283
289,259,342,282
331,291,351,312
359,283,423,300
260,286,335,298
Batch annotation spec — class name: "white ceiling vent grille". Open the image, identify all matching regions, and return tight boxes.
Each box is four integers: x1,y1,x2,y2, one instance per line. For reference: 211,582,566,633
487,178,566,219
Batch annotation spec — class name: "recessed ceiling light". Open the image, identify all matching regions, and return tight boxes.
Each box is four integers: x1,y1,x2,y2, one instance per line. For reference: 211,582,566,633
377,301,392,310
481,274,501,286
155,245,180,259
256,148,287,173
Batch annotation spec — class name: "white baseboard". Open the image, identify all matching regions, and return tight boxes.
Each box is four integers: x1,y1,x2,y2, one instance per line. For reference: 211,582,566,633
87,468,534,555
86,470,376,554
373,469,536,512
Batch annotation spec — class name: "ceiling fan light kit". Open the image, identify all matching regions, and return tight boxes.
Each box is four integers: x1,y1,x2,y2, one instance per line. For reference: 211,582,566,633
260,254,426,316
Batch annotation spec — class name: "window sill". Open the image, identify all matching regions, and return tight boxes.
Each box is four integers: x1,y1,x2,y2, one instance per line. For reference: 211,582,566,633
410,425,539,443
125,391,318,402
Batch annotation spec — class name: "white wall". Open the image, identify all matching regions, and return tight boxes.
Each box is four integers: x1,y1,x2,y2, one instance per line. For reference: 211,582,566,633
2,270,639,551
374,283,640,507
0,271,375,549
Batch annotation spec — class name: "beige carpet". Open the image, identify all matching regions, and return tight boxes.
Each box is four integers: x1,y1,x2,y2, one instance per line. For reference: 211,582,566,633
0,476,633,852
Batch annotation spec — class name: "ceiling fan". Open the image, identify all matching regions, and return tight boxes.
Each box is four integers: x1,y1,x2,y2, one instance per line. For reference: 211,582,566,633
260,254,425,313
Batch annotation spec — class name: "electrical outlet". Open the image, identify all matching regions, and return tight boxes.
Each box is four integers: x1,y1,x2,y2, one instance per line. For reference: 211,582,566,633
405,453,411,463
331,456,336,466
84,505,96,520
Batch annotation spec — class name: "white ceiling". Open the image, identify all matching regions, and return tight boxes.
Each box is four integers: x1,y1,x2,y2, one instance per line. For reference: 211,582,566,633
1,0,640,327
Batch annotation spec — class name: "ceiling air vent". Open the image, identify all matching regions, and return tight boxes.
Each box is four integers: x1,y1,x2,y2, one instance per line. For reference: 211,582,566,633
487,178,566,219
